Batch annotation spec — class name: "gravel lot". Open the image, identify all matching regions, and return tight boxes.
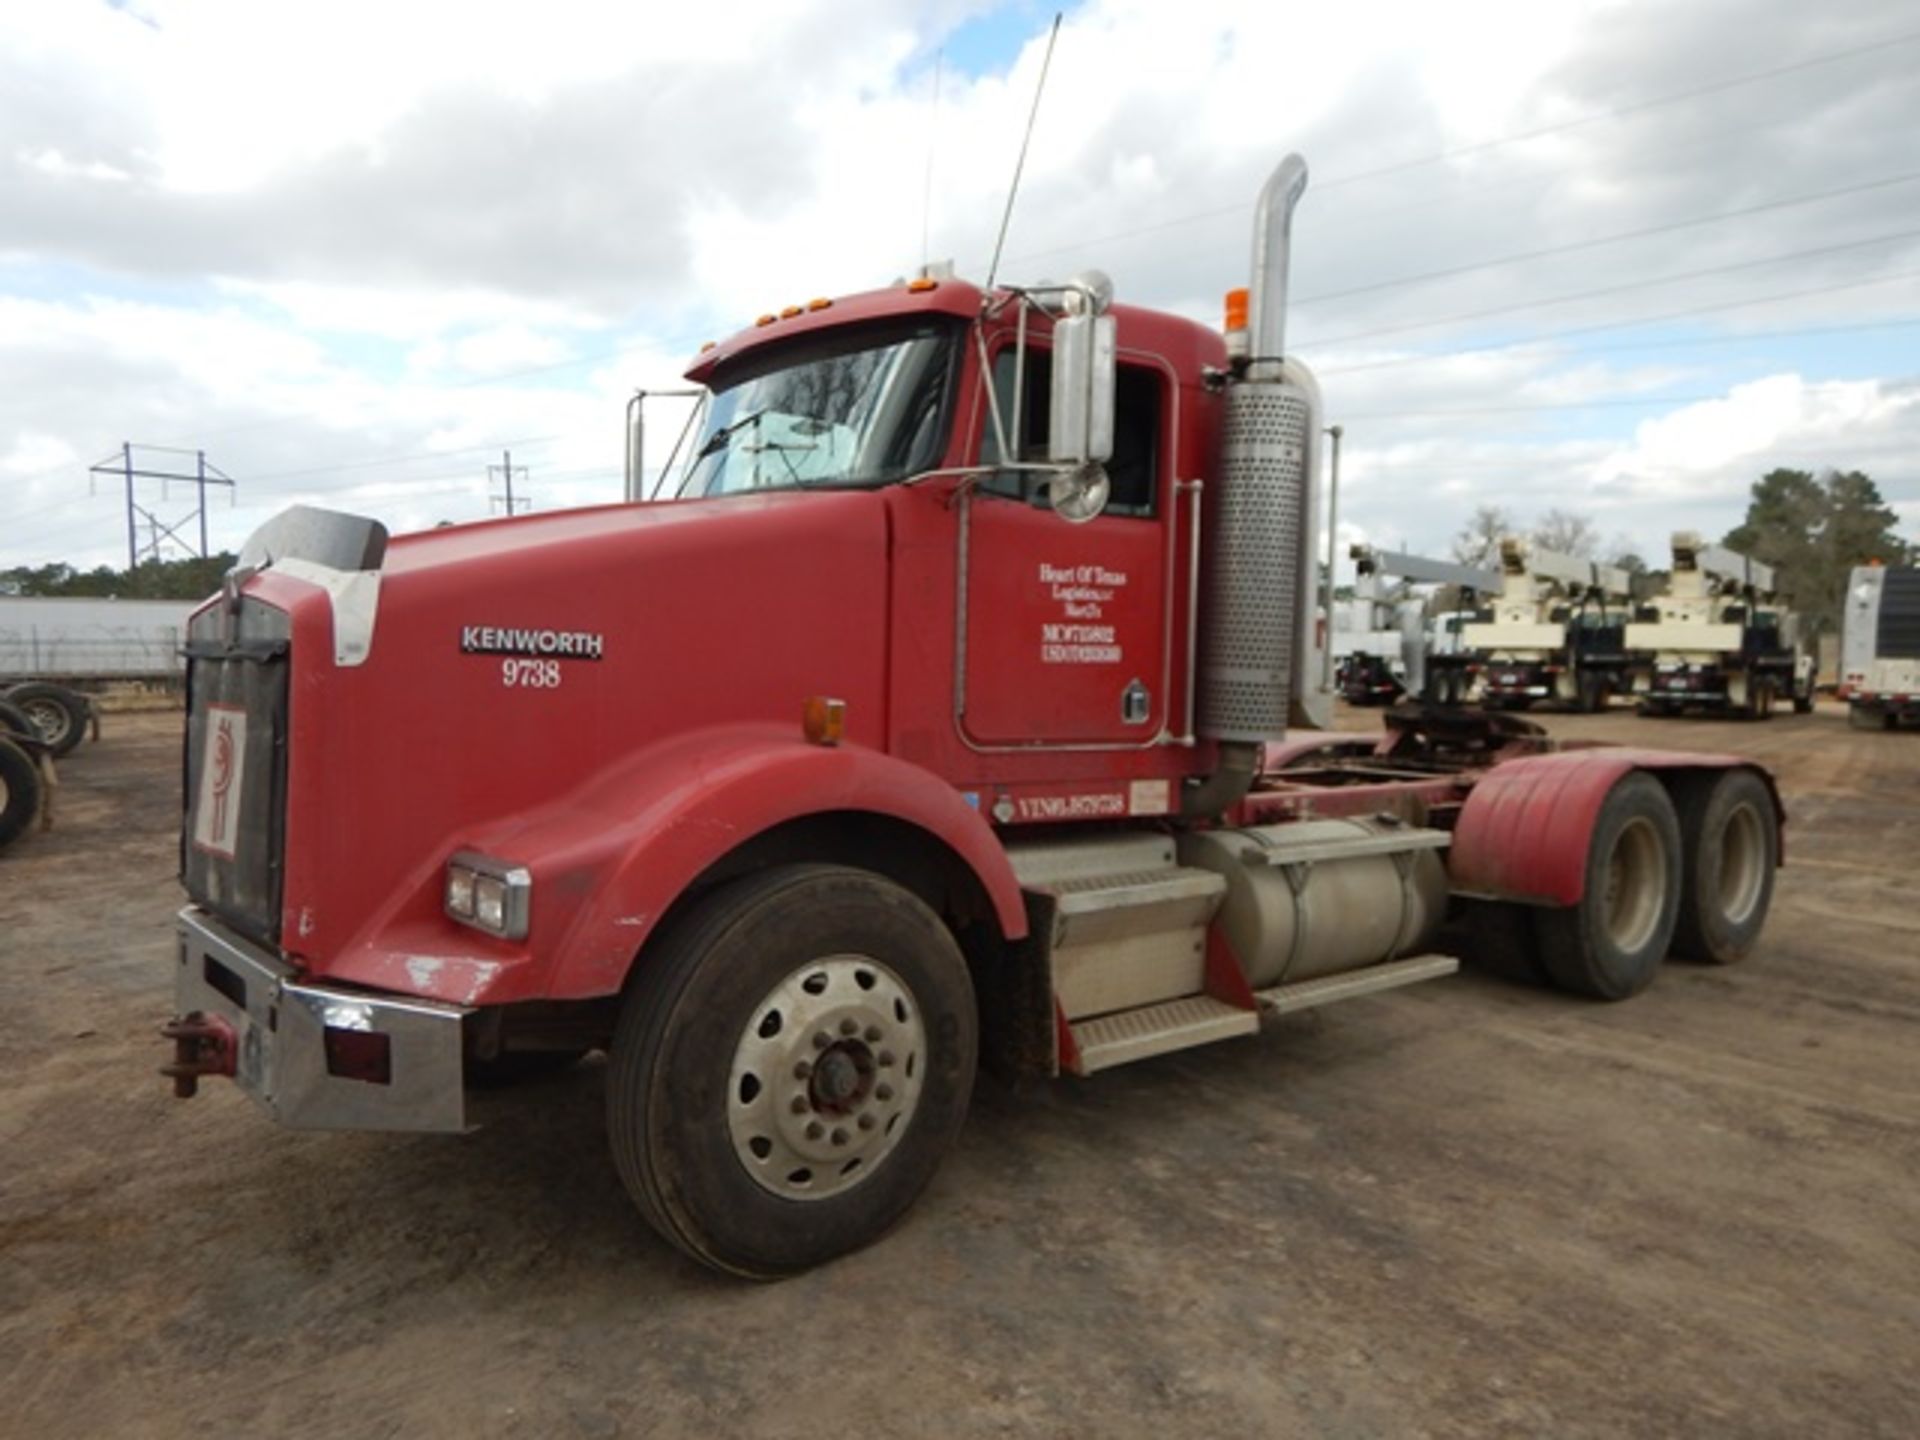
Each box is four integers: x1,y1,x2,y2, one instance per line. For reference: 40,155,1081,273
3,704,1916,1438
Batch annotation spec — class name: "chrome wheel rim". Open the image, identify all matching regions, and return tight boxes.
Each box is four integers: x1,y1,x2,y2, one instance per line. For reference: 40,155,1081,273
1717,803,1766,926
1603,816,1666,953
728,954,926,1201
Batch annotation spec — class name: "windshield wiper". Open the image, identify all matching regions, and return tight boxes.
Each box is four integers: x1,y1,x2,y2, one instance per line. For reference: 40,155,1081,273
693,407,770,461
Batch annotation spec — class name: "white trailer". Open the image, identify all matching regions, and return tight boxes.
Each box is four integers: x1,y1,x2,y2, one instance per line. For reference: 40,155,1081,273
1841,565,1920,730
1625,533,1813,718
0,597,195,683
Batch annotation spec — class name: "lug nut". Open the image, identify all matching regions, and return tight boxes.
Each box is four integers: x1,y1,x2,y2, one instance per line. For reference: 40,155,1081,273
864,1025,882,1043
839,1018,858,1037
858,1114,876,1132
877,1050,895,1068
793,1060,813,1079
790,1096,809,1115
806,1121,824,1140
831,1127,849,1147
876,1083,894,1102
813,1032,831,1050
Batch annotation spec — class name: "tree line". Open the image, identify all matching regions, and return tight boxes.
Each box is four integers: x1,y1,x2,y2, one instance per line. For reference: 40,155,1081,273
0,553,239,601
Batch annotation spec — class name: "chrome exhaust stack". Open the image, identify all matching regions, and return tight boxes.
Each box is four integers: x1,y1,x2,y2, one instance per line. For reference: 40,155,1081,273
1190,152,1329,818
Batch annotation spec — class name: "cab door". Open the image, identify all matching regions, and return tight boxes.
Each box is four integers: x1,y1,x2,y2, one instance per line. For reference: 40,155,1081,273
959,350,1173,747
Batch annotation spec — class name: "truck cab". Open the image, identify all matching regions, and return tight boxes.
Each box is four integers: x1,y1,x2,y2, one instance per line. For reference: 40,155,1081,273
164,156,1787,1278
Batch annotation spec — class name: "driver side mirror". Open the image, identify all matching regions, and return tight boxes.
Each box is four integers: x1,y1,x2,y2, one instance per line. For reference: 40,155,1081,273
1047,312,1115,523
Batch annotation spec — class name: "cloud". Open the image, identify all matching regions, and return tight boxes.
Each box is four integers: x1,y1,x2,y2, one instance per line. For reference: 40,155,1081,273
2,0,1917,572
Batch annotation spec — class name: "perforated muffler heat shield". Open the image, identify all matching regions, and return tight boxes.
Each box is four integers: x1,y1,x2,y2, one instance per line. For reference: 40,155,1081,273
1198,381,1310,741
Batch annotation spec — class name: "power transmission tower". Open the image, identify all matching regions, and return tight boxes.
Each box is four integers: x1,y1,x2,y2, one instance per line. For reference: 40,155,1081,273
488,450,532,516
88,444,237,569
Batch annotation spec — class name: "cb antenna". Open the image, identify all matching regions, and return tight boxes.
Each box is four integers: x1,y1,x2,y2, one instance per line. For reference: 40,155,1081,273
984,10,1062,293
920,48,942,271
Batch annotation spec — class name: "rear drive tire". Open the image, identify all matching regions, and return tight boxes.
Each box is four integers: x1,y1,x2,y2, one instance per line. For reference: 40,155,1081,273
1534,772,1682,1001
607,864,977,1278
0,738,42,850
5,683,88,758
1670,769,1776,965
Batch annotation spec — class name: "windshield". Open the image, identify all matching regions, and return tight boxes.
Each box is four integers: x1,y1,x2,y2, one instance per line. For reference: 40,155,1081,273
677,322,956,497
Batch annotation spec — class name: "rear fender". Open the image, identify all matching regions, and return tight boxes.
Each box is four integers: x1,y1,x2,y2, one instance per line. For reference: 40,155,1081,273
1449,749,1784,906
494,725,1028,999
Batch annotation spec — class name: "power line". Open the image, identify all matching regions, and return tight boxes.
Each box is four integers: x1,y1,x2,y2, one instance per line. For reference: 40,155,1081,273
994,24,1920,269
1317,267,1920,376
1291,169,1920,310
1299,226,1920,350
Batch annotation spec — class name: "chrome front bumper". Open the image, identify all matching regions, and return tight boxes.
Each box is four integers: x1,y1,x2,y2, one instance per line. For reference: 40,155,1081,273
172,906,470,1132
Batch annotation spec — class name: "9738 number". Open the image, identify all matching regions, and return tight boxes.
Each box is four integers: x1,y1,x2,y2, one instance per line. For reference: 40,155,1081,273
502,659,562,689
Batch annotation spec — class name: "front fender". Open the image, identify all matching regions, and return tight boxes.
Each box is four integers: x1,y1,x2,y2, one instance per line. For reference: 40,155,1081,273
489,725,1027,999
1449,749,1783,906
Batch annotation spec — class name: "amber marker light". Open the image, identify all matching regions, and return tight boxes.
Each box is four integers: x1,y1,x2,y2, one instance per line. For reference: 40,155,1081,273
906,276,938,293
802,696,847,746
755,313,776,326
1223,287,1250,333
780,304,804,318
807,297,832,311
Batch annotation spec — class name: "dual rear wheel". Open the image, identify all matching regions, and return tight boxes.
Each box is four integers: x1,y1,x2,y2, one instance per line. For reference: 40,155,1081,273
1535,768,1775,999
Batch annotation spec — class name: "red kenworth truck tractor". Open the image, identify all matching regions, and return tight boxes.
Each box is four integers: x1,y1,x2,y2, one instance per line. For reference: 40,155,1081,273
163,155,1784,1277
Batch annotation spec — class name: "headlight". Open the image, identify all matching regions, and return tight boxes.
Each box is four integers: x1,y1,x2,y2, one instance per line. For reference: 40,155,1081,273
444,852,532,940
445,867,476,918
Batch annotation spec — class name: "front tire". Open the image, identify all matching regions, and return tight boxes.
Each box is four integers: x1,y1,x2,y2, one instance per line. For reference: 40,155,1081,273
1670,769,1776,964
1534,772,1682,1000
607,864,977,1278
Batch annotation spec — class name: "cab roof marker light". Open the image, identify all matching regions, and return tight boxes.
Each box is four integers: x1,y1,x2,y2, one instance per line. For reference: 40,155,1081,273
780,304,803,319
906,277,938,293
807,297,832,311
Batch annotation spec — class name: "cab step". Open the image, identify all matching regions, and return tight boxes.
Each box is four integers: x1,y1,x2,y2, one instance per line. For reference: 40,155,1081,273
1008,835,1227,1022
1255,953,1459,1015
1068,995,1258,1075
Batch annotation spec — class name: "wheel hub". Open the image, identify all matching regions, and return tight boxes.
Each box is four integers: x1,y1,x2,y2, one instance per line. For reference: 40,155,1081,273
728,954,925,1201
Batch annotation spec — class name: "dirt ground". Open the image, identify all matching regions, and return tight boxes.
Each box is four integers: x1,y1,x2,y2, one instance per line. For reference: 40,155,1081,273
3,703,1917,1438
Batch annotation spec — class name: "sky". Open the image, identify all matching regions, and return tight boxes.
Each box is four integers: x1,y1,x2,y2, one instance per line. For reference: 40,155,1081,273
2,0,1916,579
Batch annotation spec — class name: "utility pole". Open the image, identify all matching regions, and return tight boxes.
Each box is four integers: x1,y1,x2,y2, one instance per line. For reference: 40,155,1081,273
488,449,531,516
90,443,237,569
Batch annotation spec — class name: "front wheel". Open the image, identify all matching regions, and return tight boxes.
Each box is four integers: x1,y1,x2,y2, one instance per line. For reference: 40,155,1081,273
607,865,977,1278
1534,772,1682,1000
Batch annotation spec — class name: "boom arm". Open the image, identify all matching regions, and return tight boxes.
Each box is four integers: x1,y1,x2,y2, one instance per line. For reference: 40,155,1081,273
1351,545,1499,594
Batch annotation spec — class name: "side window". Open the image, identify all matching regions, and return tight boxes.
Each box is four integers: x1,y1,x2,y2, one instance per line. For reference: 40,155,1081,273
978,349,1161,517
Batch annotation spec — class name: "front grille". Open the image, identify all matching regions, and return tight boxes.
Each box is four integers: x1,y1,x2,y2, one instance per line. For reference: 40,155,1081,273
181,599,291,948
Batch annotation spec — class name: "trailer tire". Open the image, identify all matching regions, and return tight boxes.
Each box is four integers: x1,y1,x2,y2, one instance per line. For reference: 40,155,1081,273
1577,671,1605,713
1670,769,1776,965
1534,772,1682,1001
1792,681,1815,715
607,863,976,1278
5,683,88,758
0,700,37,742
0,738,42,850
